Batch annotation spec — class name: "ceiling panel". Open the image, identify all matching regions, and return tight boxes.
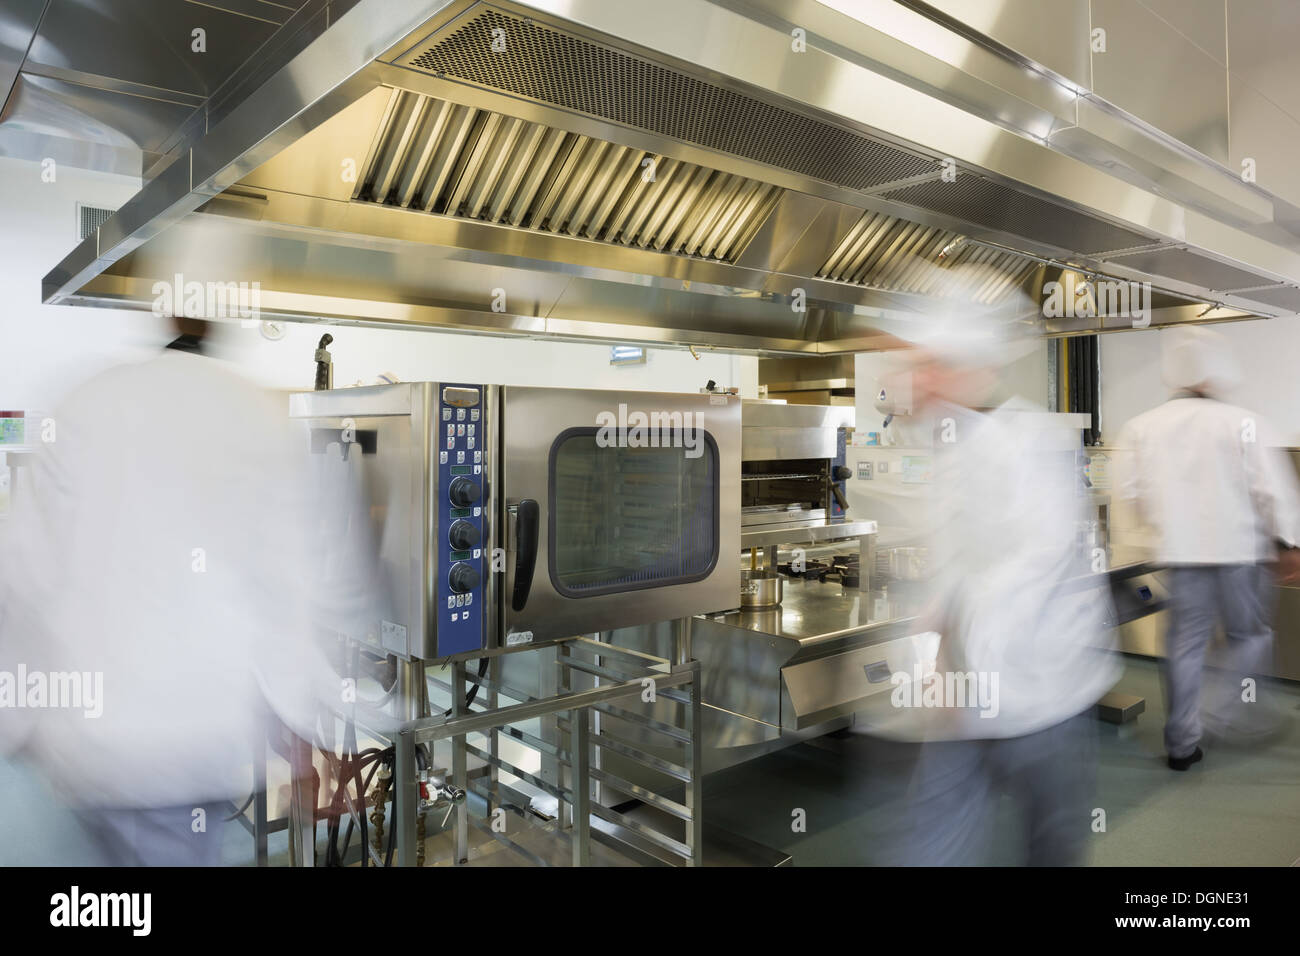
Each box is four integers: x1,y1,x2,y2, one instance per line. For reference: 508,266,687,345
26,0,282,99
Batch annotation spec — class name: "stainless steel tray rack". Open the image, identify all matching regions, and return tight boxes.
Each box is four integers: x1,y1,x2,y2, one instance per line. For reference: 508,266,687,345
394,637,703,866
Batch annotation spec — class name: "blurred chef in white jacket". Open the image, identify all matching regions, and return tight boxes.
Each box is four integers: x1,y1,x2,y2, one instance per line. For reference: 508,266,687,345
1115,325,1300,770
0,319,344,865
887,308,1119,866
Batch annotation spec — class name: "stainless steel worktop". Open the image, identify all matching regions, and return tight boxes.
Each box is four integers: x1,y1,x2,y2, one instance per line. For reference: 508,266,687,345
712,543,1158,649
739,517,878,550
606,544,1173,783
699,575,921,651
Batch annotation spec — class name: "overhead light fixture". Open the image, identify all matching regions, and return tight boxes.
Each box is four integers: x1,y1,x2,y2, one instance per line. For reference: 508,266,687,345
610,345,647,366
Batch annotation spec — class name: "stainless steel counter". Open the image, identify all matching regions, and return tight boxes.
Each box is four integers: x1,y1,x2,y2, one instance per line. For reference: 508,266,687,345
601,546,1174,787
699,575,921,650
1106,542,1300,681
608,576,934,774
739,517,877,550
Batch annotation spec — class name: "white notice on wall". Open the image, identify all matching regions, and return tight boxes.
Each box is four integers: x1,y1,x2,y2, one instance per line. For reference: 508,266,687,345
901,455,932,484
1088,452,1111,491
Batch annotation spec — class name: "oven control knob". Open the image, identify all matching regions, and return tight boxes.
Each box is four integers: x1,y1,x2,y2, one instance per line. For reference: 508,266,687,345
448,561,480,594
447,519,480,550
448,476,481,507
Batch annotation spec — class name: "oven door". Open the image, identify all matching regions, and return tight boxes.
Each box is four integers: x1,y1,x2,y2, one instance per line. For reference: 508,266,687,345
499,386,740,644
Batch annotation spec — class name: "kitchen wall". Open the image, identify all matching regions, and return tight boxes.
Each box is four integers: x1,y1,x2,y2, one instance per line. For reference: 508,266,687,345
853,338,1052,432
0,155,757,418
1099,319,1300,445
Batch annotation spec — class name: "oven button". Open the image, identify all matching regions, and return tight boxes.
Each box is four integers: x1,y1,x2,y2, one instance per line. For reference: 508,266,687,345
448,476,481,507
448,561,480,594
447,519,481,550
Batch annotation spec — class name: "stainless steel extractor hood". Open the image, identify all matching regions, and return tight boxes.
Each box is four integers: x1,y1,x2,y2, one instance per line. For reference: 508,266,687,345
40,0,1300,354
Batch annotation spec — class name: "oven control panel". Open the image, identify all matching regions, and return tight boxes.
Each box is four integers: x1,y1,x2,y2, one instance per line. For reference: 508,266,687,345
436,384,486,656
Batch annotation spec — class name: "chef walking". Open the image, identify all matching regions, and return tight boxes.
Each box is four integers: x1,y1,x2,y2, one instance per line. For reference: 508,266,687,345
1116,325,1300,770
0,317,344,864
882,306,1120,866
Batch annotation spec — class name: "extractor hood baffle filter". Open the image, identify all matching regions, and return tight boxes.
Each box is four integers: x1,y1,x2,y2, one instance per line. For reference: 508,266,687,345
354,89,783,263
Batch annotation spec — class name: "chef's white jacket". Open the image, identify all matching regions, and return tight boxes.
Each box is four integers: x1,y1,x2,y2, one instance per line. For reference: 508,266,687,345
919,399,1119,739
0,350,347,807
1114,397,1300,565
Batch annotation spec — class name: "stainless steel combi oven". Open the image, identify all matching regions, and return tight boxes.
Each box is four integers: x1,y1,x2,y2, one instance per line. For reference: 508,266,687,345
292,383,740,659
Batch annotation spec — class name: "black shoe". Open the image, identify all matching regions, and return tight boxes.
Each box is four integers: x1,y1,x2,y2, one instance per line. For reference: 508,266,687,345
1167,747,1204,771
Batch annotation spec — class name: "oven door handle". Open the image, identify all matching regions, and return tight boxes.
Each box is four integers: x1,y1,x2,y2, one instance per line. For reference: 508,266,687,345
511,499,540,612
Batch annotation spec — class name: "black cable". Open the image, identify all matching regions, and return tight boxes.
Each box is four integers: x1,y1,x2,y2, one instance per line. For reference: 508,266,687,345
324,753,349,867
385,799,397,868
322,644,384,866
223,792,255,822
444,657,489,715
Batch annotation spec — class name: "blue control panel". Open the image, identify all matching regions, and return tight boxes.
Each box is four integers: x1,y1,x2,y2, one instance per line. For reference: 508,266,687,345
435,384,486,657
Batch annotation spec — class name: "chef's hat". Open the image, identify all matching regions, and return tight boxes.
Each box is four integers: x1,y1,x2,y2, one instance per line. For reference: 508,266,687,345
884,301,1039,369
1160,325,1240,396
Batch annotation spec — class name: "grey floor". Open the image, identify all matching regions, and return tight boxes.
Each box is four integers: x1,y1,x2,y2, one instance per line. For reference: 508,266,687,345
702,657,1300,866
3,657,1296,866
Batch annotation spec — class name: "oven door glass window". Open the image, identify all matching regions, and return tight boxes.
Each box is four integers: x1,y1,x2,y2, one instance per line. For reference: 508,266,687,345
549,428,719,596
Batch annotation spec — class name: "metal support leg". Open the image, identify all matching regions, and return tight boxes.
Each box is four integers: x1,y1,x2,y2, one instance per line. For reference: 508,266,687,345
488,653,500,826
554,643,571,829
395,728,418,867
452,659,469,864
859,532,877,593
287,732,316,867
674,616,693,667
396,657,427,723
592,631,608,807
685,663,703,866
571,707,590,866
253,731,269,867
